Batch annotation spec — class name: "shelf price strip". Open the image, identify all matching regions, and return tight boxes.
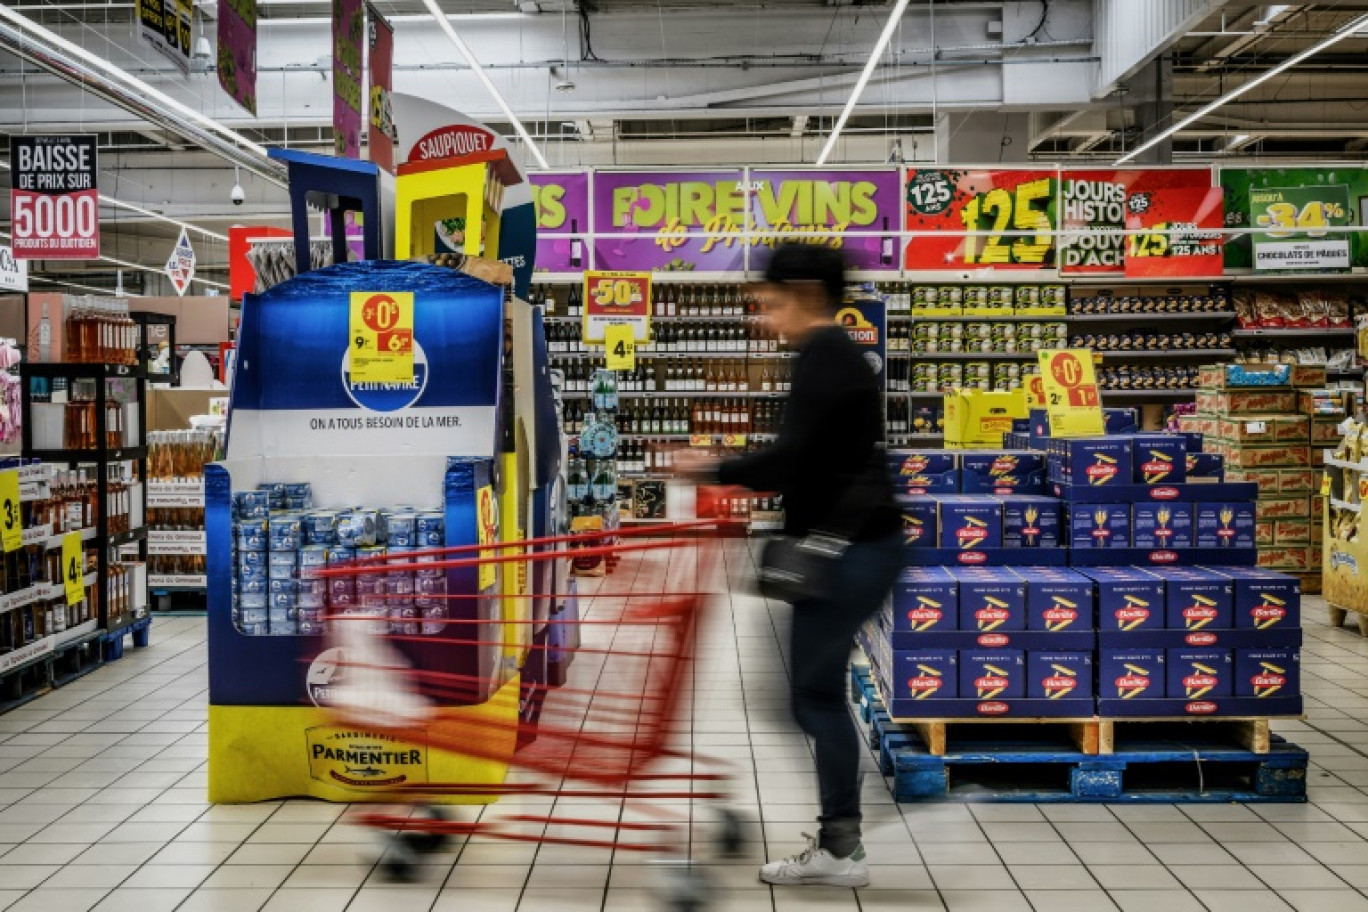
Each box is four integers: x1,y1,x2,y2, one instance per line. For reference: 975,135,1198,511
0,470,21,553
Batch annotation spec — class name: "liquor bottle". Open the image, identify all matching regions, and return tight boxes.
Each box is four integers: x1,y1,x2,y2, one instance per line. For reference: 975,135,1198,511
880,216,895,266
570,219,584,269
569,285,583,317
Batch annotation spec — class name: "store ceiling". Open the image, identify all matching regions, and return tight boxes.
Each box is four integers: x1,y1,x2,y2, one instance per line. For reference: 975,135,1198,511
0,0,1365,293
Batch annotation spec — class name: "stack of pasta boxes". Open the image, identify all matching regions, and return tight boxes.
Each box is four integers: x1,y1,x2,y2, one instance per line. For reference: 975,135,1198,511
863,405,1303,719
1179,363,1330,587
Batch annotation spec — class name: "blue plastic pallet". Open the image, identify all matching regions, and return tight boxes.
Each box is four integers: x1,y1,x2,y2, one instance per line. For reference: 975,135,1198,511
850,665,1307,804
103,615,152,662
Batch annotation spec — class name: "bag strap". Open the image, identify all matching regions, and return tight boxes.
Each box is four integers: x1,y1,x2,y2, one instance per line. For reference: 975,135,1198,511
810,446,890,542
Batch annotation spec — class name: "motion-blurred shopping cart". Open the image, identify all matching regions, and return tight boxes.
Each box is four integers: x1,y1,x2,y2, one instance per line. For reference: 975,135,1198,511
311,520,747,910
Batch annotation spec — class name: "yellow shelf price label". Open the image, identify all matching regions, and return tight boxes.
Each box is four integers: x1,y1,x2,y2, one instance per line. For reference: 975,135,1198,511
0,469,21,553
1039,348,1105,439
62,531,84,606
722,434,747,448
605,323,636,371
689,435,714,448
349,291,415,384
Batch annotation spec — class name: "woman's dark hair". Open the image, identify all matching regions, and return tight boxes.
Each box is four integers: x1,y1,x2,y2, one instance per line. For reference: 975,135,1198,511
761,243,847,311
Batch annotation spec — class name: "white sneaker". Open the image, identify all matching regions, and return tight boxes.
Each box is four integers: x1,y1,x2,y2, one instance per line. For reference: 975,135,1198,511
759,832,870,887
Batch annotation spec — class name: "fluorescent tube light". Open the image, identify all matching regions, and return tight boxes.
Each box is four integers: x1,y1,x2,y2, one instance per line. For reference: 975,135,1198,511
421,0,549,170
1115,12,1368,165
816,0,910,167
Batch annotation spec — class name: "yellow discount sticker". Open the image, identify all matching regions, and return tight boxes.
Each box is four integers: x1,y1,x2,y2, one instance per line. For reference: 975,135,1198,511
604,324,636,371
62,531,84,606
349,291,415,384
0,469,21,553
1039,349,1105,438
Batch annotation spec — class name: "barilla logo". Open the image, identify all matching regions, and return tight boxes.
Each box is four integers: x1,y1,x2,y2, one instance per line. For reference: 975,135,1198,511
957,526,989,546
1182,604,1219,630
1086,463,1118,482
1253,661,1287,697
1149,550,1179,563
1043,675,1077,697
903,514,925,544
1092,527,1112,540
993,485,1016,495
975,675,1009,691
1116,606,1150,629
1186,632,1217,646
990,457,1019,476
1154,526,1174,540
901,456,930,474
1043,606,1078,629
1186,701,1218,714
1217,528,1237,540
1142,461,1173,480
1183,674,1217,691
1022,525,1040,536
976,664,1011,699
958,551,988,565
977,701,1009,715
907,606,943,629
908,663,943,699
1252,595,1288,628
976,599,1010,631
1150,486,1180,500
1115,674,1151,697
978,634,1009,647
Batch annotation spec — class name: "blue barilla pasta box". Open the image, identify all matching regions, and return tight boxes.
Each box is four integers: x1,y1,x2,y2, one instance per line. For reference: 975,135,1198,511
1016,568,1094,632
1068,503,1131,548
959,451,1046,495
1207,566,1301,629
1027,652,1094,700
1131,433,1188,485
1132,502,1194,549
951,567,1026,633
1149,567,1234,632
1195,502,1257,549
892,566,958,633
891,650,958,701
1186,452,1225,482
959,650,1025,700
1049,437,1133,487
898,498,939,548
999,495,1061,548
889,450,959,495
1080,567,1164,632
1234,648,1300,699
1167,649,1233,700
1100,649,1165,699
935,496,1003,550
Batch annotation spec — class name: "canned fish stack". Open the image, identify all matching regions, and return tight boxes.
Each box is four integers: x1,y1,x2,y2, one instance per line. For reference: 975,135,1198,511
231,483,446,637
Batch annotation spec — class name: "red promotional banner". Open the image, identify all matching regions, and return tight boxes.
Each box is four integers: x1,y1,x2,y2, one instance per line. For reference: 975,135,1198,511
1124,187,1225,278
1060,168,1214,275
904,169,1059,272
366,4,395,173
8,135,99,260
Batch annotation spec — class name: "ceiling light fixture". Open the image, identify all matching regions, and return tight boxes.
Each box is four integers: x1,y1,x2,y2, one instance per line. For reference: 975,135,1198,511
421,0,549,169
1115,12,1368,165
0,5,277,170
815,0,910,167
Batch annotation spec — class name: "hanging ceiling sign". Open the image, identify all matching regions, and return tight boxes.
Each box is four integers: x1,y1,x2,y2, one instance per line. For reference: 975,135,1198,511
8,134,100,261
0,246,28,293
332,0,364,158
592,170,747,273
1124,186,1225,278
138,0,194,75
217,0,258,115
366,4,396,173
749,170,902,273
166,227,197,296
529,173,589,274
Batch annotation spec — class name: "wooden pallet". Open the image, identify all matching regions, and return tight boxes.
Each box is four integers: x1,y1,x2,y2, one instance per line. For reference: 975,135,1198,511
850,666,1308,803
1295,572,1322,596
1099,718,1273,755
1328,602,1368,638
896,717,1100,757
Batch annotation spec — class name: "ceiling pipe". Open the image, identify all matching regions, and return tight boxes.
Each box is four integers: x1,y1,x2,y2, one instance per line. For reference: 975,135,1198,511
0,7,286,186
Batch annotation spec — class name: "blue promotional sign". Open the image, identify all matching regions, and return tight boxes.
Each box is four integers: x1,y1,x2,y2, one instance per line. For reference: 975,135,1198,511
837,295,888,391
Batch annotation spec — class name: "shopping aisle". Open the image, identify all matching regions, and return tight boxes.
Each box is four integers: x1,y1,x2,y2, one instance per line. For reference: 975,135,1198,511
1,543,1367,912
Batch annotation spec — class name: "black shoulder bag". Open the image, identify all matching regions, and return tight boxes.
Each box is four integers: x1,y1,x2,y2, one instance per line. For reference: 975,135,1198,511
756,460,888,604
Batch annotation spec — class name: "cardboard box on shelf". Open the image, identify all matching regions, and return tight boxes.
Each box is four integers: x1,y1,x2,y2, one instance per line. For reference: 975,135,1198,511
1234,649,1300,699
944,389,1026,449
1215,415,1309,445
1186,452,1225,482
899,499,939,548
952,568,1027,633
1195,390,1299,416
1223,467,1282,490
1018,569,1094,632
1151,567,1234,632
1219,443,1312,469
1132,502,1195,549
1273,519,1313,545
892,567,958,633
1048,437,1133,486
1214,567,1300,629
1257,497,1311,521
1100,649,1165,699
1026,652,1094,700
1255,520,1275,548
1258,546,1314,571
1311,419,1342,446
1195,502,1257,549
959,450,1046,495
1132,434,1187,484
959,650,1025,700
1168,649,1233,700
999,495,1061,548
1084,567,1164,632
1068,503,1131,548
1288,365,1328,388
936,497,1004,550
1198,363,1292,389
891,650,959,700
1178,415,1219,438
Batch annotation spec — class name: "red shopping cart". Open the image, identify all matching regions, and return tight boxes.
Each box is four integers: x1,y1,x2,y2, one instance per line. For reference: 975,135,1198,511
310,520,748,908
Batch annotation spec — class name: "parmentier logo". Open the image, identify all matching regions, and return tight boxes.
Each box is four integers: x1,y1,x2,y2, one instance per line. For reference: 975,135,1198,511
340,339,430,413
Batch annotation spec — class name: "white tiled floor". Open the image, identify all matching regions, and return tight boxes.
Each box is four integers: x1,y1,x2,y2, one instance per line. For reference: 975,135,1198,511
2,542,1368,911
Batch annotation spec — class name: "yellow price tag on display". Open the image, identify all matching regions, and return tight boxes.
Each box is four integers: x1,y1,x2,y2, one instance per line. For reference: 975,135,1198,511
722,434,747,448
0,470,21,553
349,291,415,384
604,324,636,371
1038,349,1105,438
689,435,713,448
62,531,84,606
1321,473,1332,496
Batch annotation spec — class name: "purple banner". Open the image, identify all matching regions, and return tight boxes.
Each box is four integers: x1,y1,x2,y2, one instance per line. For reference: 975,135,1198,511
750,169,901,272
217,0,257,115
331,0,363,158
530,172,589,273
592,170,746,272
